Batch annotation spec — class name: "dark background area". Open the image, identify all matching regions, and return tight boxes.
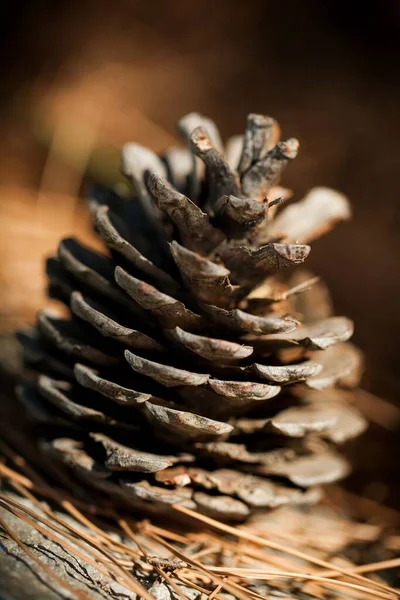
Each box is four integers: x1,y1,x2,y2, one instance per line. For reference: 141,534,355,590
0,0,399,503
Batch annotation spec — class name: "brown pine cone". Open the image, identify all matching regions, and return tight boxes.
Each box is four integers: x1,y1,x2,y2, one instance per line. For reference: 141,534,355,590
17,113,367,522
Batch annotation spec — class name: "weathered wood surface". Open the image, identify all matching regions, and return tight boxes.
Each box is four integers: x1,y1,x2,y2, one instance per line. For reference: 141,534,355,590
0,504,135,600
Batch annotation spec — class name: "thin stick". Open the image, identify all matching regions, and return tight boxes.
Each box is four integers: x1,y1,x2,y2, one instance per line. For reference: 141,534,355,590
155,568,190,600
144,527,254,600
174,573,213,596
9,479,141,561
60,500,141,559
171,504,397,597
118,518,189,600
0,439,48,488
0,462,113,517
208,554,240,600
319,557,400,578
138,521,189,545
206,567,396,600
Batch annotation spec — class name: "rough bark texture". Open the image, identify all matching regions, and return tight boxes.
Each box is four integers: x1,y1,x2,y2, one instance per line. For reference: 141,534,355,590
0,505,135,600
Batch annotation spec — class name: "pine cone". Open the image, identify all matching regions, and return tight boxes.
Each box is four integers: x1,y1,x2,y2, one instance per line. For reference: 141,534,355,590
17,113,367,522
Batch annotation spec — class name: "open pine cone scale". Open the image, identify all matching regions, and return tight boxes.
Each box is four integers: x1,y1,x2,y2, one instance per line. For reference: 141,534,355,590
17,113,367,522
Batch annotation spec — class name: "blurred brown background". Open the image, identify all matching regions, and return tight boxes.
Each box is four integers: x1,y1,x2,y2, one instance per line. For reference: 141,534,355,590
0,0,399,501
